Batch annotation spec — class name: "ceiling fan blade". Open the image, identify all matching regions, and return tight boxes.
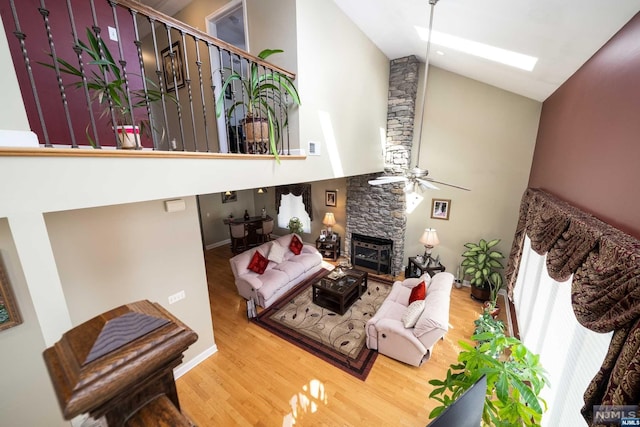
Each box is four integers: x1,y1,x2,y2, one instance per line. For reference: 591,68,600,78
416,178,439,191
368,176,408,185
425,178,471,191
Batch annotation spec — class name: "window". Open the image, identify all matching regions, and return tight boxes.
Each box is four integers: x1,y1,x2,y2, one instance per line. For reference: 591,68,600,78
277,193,311,233
513,236,612,426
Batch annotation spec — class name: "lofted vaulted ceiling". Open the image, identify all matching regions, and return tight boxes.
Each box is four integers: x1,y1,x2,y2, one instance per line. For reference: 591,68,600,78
142,0,640,102
333,0,640,101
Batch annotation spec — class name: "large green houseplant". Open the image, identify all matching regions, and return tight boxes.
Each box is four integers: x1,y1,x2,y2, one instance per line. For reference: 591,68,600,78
41,28,170,148
461,238,505,303
215,49,301,160
429,315,548,426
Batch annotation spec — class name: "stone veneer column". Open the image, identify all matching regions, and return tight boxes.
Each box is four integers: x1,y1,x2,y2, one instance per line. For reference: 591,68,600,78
346,56,419,276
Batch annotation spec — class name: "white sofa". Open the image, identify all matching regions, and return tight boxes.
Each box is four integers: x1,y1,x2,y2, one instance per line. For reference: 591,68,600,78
229,234,324,309
365,272,454,366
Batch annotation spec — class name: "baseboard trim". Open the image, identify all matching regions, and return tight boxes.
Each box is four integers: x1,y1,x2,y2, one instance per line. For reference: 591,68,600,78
174,344,218,379
206,239,230,250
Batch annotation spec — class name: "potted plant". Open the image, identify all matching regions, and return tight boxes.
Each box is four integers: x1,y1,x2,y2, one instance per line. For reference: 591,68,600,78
461,238,505,303
41,28,172,148
429,316,548,426
215,49,301,160
287,217,304,235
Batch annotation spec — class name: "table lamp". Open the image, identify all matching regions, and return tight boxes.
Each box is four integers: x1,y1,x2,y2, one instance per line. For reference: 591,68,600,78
419,228,439,260
323,212,336,235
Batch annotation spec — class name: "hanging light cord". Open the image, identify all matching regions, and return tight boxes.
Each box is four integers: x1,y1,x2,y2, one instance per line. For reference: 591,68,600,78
415,0,438,168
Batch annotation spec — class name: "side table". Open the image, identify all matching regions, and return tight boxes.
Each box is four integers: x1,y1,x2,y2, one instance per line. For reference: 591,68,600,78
316,235,341,261
405,256,445,278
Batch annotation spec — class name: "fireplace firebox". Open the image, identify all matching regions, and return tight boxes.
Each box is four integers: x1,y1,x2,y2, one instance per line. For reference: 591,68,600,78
351,233,393,275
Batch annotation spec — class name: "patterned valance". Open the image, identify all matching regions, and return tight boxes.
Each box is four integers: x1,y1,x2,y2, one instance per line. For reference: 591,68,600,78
505,188,640,426
275,184,313,221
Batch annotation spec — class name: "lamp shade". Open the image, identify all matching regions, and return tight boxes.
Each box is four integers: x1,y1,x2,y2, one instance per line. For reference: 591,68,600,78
322,212,336,227
419,228,439,247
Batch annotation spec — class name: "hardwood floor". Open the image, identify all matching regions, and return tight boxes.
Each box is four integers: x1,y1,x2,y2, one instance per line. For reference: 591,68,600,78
175,245,494,426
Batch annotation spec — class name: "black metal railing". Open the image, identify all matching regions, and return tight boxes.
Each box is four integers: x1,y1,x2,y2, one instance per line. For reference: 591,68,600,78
2,0,297,154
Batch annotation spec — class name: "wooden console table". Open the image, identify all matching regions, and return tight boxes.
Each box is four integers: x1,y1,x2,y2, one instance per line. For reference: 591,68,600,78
224,215,272,248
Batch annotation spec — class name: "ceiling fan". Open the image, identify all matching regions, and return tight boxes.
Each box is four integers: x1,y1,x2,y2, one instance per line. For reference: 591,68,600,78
368,0,469,193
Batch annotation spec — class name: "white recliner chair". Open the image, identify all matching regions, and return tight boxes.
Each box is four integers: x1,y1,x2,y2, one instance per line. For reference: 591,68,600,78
366,272,454,366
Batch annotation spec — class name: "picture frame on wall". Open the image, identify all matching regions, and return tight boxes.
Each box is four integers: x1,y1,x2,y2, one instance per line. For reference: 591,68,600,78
431,198,451,220
161,41,185,92
0,259,22,332
325,190,337,207
221,191,237,203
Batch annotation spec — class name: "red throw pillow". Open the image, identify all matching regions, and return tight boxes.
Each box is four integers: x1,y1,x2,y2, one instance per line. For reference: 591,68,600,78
247,251,269,274
408,281,426,305
289,235,303,255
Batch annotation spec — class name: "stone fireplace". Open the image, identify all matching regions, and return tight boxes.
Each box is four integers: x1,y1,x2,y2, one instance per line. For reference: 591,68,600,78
351,233,393,275
346,56,420,276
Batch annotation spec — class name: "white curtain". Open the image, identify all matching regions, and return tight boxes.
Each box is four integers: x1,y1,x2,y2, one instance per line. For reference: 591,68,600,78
277,193,311,233
513,236,613,426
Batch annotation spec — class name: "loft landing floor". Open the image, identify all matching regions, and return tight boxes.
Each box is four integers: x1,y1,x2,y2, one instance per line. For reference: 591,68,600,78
175,245,502,426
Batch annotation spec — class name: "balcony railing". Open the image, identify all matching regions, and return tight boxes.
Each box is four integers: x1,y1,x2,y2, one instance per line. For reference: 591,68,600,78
2,0,298,155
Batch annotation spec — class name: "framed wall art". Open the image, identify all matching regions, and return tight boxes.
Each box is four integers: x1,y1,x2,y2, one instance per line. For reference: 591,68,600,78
221,191,237,203
325,190,337,207
0,260,22,332
431,198,451,220
161,41,185,91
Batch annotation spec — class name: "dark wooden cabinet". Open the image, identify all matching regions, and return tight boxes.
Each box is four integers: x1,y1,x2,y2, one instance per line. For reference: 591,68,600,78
316,235,341,260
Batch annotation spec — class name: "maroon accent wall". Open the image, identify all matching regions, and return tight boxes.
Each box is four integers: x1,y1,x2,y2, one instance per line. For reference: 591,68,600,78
0,0,148,147
528,12,640,238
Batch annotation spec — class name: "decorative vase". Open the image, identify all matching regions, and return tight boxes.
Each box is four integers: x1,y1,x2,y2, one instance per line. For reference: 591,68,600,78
115,125,140,149
483,301,501,318
242,117,269,154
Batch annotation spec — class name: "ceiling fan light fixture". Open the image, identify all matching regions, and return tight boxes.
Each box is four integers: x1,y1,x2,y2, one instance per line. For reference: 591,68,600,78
368,0,469,194
404,181,415,194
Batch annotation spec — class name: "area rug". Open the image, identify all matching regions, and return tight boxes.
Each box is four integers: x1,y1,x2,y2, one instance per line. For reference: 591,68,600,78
253,269,393,380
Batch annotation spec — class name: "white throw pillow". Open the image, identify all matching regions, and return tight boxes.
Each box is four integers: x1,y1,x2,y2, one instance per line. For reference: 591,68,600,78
402,299,426,328
267,243,286,264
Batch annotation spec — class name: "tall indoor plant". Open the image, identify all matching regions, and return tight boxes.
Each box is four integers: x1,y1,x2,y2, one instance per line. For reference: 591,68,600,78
41,28,170,148
461,238,505,303
215,49,301,160
429,315,548,426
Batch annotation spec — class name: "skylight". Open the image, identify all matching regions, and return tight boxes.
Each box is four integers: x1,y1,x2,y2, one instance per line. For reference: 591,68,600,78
416,27,538,71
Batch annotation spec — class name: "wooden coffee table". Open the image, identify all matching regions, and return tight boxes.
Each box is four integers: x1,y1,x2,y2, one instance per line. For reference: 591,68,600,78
312,268,368,315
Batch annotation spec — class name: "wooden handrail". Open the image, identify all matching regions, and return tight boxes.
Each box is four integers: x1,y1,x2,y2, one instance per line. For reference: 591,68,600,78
116,0,296,79
0,147,305,160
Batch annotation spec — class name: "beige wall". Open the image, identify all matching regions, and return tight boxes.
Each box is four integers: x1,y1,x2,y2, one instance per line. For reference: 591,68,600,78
0,219,66,426
45,197,215,364
294,0,389,179
202,179,348,248
199,188,262,247
404,66,541,275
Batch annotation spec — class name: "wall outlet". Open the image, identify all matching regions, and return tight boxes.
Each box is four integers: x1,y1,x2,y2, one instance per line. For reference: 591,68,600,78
168,290,185,304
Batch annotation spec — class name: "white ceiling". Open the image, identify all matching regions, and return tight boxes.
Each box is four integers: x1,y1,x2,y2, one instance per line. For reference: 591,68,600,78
142,0,640,102
333,0,640,101
140,0,192,18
